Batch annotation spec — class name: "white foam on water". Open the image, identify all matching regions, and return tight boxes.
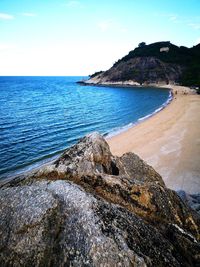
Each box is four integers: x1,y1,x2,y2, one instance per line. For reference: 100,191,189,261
105,90,173,139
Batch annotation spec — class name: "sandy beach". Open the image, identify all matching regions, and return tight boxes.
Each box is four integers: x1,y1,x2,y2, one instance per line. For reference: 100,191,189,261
108,85,200,194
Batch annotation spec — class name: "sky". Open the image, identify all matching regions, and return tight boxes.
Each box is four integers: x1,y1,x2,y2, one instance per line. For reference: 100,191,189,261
0,0,200,76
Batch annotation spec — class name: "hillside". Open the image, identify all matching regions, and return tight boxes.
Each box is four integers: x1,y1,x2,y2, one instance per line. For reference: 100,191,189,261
86,41,200,86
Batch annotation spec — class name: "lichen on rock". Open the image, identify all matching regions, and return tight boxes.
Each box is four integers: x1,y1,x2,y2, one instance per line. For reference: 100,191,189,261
0,132,199,266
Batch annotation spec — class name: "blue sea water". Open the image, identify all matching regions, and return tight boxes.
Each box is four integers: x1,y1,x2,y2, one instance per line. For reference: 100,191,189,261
0,76,171,179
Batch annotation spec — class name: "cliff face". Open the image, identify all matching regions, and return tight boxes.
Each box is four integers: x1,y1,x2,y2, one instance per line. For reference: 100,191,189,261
88,57,183,85
0,133,200,266
85,41,200,86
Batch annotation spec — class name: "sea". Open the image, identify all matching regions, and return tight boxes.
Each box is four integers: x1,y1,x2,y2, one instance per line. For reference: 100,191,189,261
0,76,171,180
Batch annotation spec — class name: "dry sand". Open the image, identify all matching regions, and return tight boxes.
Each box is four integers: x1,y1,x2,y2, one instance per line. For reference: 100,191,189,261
107,85,200,194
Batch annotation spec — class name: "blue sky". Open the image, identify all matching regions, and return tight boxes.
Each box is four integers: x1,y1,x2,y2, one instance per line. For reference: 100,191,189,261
0,0,200,75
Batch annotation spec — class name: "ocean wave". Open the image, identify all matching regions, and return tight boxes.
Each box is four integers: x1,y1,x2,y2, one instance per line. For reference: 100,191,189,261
0,77,171,180
105,90,172,139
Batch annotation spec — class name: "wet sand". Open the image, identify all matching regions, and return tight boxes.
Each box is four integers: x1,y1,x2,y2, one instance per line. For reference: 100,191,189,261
108,86,200,194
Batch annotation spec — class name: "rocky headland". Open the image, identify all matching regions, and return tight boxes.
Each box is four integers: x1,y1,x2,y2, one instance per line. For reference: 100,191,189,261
80,41,200,88
0,132,200,266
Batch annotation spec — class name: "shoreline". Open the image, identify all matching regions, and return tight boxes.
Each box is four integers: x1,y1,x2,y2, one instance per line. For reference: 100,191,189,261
0,85,172,186
107,84,200,194
105,87,173,139
1,83,199,194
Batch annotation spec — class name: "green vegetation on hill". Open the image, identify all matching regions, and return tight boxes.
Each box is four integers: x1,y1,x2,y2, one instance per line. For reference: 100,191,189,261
90,71,103,78
114,41,200,86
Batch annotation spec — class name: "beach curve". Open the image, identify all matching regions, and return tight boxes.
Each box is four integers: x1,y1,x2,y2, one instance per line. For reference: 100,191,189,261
107,85,200,194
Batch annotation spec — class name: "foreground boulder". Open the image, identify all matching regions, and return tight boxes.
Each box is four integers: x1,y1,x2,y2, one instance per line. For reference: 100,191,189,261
0,133,200,266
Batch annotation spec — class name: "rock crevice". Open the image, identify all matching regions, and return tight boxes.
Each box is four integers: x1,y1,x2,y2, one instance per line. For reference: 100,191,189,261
0,132,199,266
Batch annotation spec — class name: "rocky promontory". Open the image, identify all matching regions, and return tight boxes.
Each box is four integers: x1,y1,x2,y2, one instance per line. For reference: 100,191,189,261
0,133,200,266
82,41,200,87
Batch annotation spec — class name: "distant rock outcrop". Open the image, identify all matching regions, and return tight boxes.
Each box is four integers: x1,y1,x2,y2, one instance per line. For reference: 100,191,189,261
83,41,200,86
0,133,200,266
86,56,183,85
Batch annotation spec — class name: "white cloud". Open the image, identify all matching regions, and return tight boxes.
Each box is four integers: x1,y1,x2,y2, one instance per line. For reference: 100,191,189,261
155,13,176,19
97,19,128,33
195,37,200,45
98,20,113,32
121,27,128,33
156,13,200,29
168,14,181,24
0,41,132,75
21,13,37,17
189,23,200,30
155,13,181,24
0,42,16,50
169,15,177,22
0,13,14,20
65,1,83,8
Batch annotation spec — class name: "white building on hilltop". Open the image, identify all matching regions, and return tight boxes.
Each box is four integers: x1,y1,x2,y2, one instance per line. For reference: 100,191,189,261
160,47,169,52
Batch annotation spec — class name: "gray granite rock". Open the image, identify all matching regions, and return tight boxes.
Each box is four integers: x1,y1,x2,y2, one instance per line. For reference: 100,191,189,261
0,133,200,266
177,190,200,214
